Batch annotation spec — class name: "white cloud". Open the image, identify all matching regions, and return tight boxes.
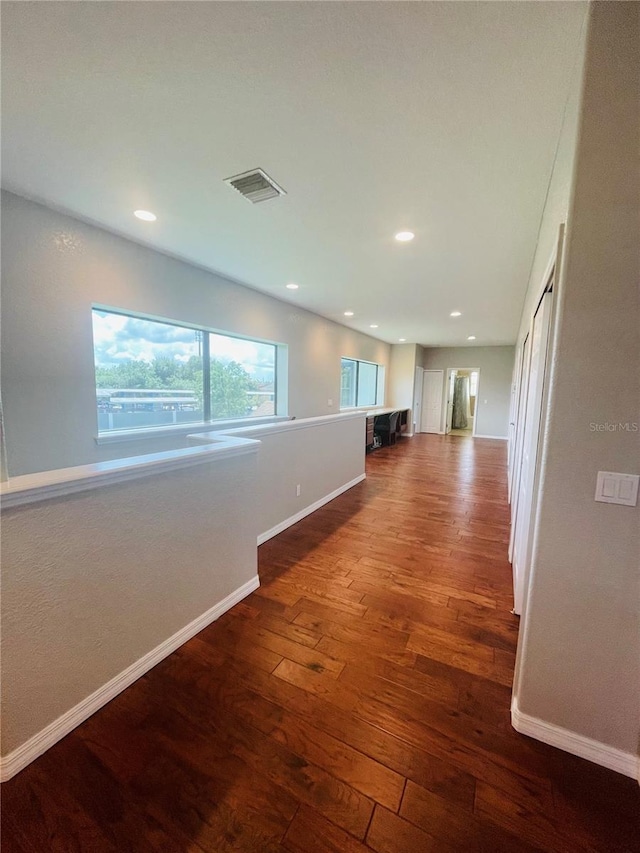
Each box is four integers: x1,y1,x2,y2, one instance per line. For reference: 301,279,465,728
92,310,275,380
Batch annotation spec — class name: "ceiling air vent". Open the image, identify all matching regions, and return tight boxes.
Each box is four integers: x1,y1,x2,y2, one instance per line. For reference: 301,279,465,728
224,168,286,204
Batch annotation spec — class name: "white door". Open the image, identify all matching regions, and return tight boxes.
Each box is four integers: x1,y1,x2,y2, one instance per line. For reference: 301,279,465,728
511,292,553,614
413,367,424,433
507,348,523,499
421,370,444,433
508,338,530,510
445,369,457,434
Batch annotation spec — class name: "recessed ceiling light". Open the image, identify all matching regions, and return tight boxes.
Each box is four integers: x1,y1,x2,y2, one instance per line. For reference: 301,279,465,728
286,283,299,290
450,311,462,317
134,209,157,222
344,311,354,317
370,324,379,329
395,231,414,242
467,335,476,340
399,338,406,342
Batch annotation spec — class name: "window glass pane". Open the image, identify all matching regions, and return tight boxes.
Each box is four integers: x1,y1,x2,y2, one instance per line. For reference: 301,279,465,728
470,371,479,396
92,309,204,431
341,359,357,408
209,333,276,420
93,309,282,431
356,361,378,407
341,357,382,408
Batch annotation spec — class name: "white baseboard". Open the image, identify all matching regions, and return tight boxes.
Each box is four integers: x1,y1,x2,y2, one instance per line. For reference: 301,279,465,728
474,434,508,440
257,473,366,545
511,698,639,779
0,574,260,782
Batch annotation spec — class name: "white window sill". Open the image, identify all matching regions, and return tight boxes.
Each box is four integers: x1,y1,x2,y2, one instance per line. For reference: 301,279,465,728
1,438,260,509
95,416,289,445
190,411,366,443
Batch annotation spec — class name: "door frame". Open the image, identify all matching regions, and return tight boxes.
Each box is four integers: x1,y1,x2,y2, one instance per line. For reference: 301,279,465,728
508,334,532,540
412,366,424,434
509,225,565,613
511,291,553,615
444,367,481,436
511,226,566,718
445,369,457,434
507,343,525,503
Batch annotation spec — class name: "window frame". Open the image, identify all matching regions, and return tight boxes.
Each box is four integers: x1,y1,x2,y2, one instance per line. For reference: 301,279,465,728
92,306,283,437
340,356,383,409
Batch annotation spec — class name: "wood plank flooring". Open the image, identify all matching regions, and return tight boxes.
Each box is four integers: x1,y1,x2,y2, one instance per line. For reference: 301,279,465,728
2,435,639,852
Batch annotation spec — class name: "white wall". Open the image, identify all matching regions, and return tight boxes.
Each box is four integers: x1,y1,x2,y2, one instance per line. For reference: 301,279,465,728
0,191,390,476
514,1,639,769
1,447,258,759
421,346,515,438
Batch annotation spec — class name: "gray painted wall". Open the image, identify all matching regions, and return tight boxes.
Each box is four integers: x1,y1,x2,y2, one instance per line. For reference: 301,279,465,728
514,7,588,346
0,191,390,475
1,450,259,756
388,343,421,429
421,346,515,438
516,1,639,760
203,414,366,540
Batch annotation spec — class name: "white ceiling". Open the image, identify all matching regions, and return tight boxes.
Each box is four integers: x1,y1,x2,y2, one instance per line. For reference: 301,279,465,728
1,1,586,347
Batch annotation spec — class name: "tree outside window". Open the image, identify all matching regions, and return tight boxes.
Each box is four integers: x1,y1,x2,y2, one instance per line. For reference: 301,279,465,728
92,309,279,431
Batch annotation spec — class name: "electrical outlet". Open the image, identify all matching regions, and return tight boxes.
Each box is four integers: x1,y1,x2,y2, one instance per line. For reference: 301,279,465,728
328,399,333,407
296,484,301,497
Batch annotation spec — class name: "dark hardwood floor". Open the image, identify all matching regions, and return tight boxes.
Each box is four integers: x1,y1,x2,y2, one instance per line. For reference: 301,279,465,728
3,435,639,852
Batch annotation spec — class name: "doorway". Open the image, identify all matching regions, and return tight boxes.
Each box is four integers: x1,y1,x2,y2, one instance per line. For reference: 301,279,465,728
445,368,480,437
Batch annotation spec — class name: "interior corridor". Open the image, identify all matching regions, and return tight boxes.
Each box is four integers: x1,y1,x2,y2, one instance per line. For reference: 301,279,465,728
2,435,638,851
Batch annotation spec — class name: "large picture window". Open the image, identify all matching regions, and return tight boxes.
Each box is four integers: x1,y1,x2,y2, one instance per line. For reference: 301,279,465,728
92,308,279,432
340,357,382,408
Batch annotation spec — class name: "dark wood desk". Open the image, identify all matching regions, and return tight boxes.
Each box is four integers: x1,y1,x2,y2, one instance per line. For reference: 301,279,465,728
365,408,410,450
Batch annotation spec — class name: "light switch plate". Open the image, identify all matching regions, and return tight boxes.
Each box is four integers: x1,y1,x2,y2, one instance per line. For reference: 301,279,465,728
595,471,639,506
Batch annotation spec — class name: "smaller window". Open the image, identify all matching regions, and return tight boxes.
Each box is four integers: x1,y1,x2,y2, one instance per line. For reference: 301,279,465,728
340,358,382,408
470,371,479,397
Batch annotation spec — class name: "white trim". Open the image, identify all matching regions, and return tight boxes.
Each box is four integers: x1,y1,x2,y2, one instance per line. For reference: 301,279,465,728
0,575,260,782
258,474,366,545
95,416,288,445
190,411,366,443
511,698,639,779
0,438,259,510
474,434,508,440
